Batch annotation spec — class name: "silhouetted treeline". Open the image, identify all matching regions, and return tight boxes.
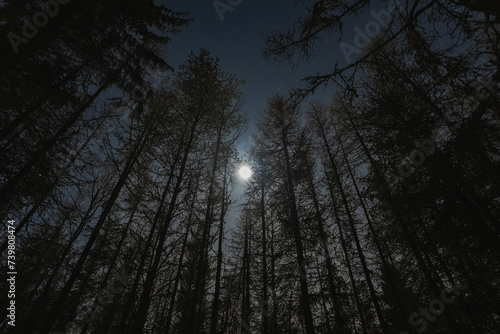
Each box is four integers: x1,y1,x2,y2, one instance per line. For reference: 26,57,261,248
1,0,499,333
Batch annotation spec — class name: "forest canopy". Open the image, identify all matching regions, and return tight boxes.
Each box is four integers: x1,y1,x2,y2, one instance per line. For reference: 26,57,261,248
0,0,499,333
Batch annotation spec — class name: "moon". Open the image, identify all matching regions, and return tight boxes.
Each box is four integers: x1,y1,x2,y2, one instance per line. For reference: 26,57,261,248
238,165,253,180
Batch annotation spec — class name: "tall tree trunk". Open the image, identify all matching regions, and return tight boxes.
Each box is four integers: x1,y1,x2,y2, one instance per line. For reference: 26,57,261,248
39,111,152,334
130,117,200,333
116,144,182,334
165,174,200,334
315,262,333,334
269,218,280,334
210,158,229,334
18,190,101,333
184,127,223,333
304,155,346,332
281,129,315,334
240,214,252,333
88,198,141,334
324,171,369,334
313,112,388,333
259,167,270,334
345,110,464,333
334,124,408,324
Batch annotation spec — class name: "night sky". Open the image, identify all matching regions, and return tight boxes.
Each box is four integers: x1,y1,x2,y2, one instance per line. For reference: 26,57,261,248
164,1,333,151
157,0,393,225
162,0,392,152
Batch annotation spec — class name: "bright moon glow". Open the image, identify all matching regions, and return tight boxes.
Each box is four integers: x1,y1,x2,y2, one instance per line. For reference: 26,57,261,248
238,166,253,180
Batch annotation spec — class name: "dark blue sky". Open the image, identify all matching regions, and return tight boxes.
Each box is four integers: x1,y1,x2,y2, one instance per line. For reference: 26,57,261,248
163,0,346,153
161,0,394,153
154,0,396,226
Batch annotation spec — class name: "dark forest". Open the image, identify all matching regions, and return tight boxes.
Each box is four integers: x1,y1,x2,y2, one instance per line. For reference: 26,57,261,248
1,0,499,333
